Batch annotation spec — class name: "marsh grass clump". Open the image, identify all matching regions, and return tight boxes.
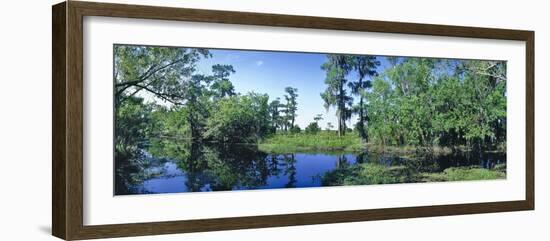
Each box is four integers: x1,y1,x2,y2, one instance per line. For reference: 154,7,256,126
323,162,506,187
259,132,363,153
322,163,416,186
421,166,506,182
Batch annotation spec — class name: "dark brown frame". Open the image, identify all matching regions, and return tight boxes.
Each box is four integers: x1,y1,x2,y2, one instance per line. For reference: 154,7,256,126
52,1,535,240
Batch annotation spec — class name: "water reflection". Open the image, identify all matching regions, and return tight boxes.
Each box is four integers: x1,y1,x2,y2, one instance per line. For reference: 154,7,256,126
115,142,506,195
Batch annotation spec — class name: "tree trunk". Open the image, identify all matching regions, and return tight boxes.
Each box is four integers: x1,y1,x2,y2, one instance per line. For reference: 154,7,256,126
357,76,366,141
338,81,345,137
338,113,342,137
358,96,365,140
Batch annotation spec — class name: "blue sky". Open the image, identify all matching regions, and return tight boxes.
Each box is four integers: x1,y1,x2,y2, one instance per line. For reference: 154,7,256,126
195,48,390,130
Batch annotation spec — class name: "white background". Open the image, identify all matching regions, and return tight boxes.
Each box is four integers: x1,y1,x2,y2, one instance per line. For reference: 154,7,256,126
84,16,525,225
0,0,547,240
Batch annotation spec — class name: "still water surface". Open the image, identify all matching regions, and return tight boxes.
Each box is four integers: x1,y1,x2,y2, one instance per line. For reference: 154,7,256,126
115,144,506,195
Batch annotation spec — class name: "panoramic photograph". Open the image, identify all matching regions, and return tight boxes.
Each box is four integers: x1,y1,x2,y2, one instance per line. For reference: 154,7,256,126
114,44,507,195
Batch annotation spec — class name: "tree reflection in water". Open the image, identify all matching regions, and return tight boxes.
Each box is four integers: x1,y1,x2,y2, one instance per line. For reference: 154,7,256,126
115,139,506,195
116,140,301,194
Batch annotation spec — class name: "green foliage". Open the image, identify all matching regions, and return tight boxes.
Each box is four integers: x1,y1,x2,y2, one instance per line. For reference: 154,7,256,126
322,164,413,186
282,87,299,131
348,55,380,141
114,45,210,105
114,96,155,193
321,54,354,136
365,58,506,149
204,93,270,143
268,98,283,132
422,166,506,182
210,64,236,98
305,122,321,134
146,141,285,192
289,125,301,134
259,131,363,153
305,114,323,134
323,163,505,186
115,45,506,168
313,114,323,122
115,96,152,155
114,46,508,194
149,106,190,138
115,45,282,148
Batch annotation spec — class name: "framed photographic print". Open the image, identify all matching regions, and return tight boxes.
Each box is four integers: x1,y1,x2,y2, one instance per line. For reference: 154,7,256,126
52,1,534,240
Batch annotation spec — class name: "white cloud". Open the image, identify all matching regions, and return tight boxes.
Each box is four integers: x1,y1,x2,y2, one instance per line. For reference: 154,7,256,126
255,60,264,66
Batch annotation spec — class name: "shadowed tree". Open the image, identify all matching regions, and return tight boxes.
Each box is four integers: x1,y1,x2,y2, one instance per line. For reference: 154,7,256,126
321,54,353,136
349,55,380,142
314,114,323,123
204,92,271,143
282,154,297,188
210,64,236,99
305,114,323,134
326,122,334,131
283,87,298,131
114,45,210,106
268,98,283,132
180,74,212,140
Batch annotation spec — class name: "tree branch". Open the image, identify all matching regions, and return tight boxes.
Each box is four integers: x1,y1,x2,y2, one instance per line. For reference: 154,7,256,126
133,84,182,105
115,57,187,89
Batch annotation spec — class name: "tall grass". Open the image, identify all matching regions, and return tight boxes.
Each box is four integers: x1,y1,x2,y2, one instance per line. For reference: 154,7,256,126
323,163,506,186
323,164,414,186
421,167,506,182
258,131,363,153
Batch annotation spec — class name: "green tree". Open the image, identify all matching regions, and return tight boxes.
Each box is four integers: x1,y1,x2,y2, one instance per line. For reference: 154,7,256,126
385,58,436,146
210,64,236,98
326,122,334,131
321,54,353,136
283,87,298,131
204,93,270,143
114,96,152,156
114,45,214,143
180,74,213,140
455,60,506,150
114,45,210,106
365,57,506,151
248,92,271,139
306,114,323,134
348,56,380,141
366,76,394,146
289,125,301,134
314,114,323,123
268,98,283,132
305,122,321,134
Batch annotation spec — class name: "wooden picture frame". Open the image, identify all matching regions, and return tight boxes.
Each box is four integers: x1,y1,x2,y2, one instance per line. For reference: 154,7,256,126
52,1,534,240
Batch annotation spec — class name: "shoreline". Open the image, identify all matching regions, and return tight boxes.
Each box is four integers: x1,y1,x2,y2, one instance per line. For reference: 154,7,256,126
257,143,504,155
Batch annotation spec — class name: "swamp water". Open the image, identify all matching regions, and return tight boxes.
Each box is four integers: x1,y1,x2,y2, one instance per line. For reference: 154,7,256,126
115,143,506,195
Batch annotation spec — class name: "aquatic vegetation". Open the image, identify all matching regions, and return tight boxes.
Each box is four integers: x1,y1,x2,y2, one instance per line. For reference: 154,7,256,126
322,164,414,186
322,162,506,187
421,166,506,182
